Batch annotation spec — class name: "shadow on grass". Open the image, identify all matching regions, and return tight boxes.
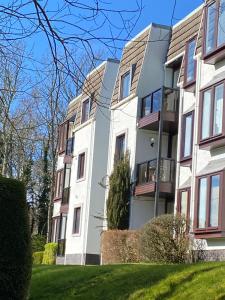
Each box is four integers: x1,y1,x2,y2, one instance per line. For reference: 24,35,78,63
154,265,222,300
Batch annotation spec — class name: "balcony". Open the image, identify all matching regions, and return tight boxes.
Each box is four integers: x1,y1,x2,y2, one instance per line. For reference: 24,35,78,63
64,137,74,163
135,158,175,197
138,87,179,133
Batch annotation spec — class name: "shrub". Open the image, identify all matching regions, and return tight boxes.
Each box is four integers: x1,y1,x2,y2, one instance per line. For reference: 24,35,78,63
0,177,32,300
101,230,140,264
33,251,44,265
32,234,46,253
139,214,189,263
42,243,58,265
107,153,130,230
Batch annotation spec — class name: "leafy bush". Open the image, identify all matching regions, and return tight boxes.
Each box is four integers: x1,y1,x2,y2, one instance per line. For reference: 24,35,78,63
101,230,140,264
107,153,130,230
139,214,189,263
33,251,44,265
32,234,46,253
0,177,32,299
42,243,58,265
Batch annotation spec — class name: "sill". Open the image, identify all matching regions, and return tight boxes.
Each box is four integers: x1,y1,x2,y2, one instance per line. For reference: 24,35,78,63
199,134,225,150
179,157,192,167
111,93,135,110
53,197,62,202
75,118,93,132
76,176,86,183
72,232,81,237
193,228,224,239
58,150,65,156
183,80,196,92
204,44,225,65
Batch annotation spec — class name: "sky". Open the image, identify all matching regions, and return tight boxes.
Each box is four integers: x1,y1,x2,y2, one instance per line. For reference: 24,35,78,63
27,0,204,64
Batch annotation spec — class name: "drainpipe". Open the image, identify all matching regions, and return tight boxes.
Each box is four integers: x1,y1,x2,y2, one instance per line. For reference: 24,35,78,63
154,87,164,218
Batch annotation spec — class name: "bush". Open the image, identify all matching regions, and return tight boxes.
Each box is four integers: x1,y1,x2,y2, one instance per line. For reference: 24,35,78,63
101,230,140,264
33,251,44,264
42,243,58,265
139,214,189,263
32,234,46,253
0,177,32,300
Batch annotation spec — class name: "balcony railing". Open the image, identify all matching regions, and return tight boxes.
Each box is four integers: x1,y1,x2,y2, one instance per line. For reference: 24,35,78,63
62,187,70,205
66,137,74,156
57,239,66,256
137,158,175,185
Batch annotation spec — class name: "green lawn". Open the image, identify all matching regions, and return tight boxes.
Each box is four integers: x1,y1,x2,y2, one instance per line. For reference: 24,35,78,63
30,262,225,300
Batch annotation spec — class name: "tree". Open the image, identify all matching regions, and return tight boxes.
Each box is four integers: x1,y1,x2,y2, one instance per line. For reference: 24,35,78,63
107,153,131,230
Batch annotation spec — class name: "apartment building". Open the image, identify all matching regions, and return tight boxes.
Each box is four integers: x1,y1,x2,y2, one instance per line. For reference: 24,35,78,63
51,59,119,265
53,0,225,264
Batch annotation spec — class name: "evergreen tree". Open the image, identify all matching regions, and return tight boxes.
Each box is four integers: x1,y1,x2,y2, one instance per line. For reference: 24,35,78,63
37,144,50,236
107,153,130,230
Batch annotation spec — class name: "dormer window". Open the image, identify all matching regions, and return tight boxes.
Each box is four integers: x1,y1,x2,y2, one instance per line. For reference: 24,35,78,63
120,71,130,99
184,37,196,87
81,99,90,123
204,0,225,59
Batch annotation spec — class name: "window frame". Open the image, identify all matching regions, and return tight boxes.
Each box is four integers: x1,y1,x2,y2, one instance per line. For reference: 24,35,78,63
114,133,126,163
183,36,197,88
180,111,194,162
54,168,64,200
72,206,82,235
203,0,225,59
177,188,191,222
141,88,162,118
120,70,131,100
58,121,69,154
81,98,90,124
199,79,225,145
194,171,224,234
77,152,86,180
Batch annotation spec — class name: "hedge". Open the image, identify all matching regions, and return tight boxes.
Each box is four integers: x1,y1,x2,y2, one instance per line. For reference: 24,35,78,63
42,243,58,265
32,234,46,253
33,251,44,265
0,177,32,300
101,230,140,264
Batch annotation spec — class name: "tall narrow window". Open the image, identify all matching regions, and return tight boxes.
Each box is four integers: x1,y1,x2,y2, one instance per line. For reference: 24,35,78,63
81,99,90,123
181,112,194,160
77,152,85,179
141,89,161,117
141,95,151,117
62,164,71,204
152,90,161,112
196,173,222,230
120,71,130,99
115,134,125,162
200,82,225,142
55,169,64,198
177,189,190,221
58,122,69,153
184,38,196,86
73,207,81,234
204,0,225,56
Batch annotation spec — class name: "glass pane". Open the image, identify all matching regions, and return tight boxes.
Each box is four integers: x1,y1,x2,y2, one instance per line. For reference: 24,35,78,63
121,72,130,99
181,191,188,217
218,0,225,46
152,90,161,112
206,3,216,53
60,216,67,239
148,160,156,182
198,178,207,228
138,163,147,184
202,90,211,139
142,96,151,116
186,39,196,83
184,114,192,157
64,165,71,188
213,84,224,135
74,207,81,233
210,175,220,227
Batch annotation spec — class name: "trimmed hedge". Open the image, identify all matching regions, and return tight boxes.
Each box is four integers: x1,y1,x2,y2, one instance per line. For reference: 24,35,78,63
33,251,44,265
42,243,58,265
0,177,32,300
101,230,140,264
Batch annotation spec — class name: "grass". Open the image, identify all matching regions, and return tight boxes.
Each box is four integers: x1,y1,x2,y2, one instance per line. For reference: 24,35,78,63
30,262,225,300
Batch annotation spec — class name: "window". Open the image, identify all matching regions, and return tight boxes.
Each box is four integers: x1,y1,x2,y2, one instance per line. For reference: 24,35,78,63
184,38,196,86
57,214,67,256
55,169,64,199
51,217,60,242
204,0,225,56
58,122,68,153
77,152,85,179
141,89,162,117
62,164,71,204
200,82,224,142
181,111,194,160
81,99,90,123
73,207,81,234
115,134,125,162
196,173,222,230
120,71,130,99
177,189,190,221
